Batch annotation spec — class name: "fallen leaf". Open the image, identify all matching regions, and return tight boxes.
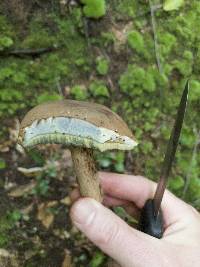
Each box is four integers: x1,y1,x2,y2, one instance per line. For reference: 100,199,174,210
60,196,71,206
4,178,17,191
17,166,46,177
20,203,34,216
62,250,73,267
30,235,42,246
0,249,19,267
15,144,26,155
37,201,58,229
24,249,39,261
8,181,36,197
0,119,20,153
9,118,20,143
111,27,125,44
111,22,132,44
0,140,11,152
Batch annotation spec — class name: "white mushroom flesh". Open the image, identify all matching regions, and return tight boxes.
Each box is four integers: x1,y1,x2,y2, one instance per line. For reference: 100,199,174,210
22,117,137,152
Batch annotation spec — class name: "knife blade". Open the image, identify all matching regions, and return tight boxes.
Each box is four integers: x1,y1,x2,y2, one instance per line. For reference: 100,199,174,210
138,80,189,238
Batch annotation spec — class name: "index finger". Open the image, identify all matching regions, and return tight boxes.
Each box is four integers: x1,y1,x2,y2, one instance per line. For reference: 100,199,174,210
99,172,192,228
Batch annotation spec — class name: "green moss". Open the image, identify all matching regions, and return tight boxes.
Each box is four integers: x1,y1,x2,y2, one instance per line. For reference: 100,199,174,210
0,88,25,116
119,65,144,94
100,31,115,47
0,158,6,169
89,251,106,267
97,151,125,173
89,81,109,97
96,57,109,75
169,175,184,191
163,0,185,11
0,10,92,119
75,58,86,66
0,15,14,38
119,65,156,94
71,7,84,28
189,80,200,101
127,31,145,54
22,28,56,49
81,0,106,19
71,85,88,100
0,210,21,247
159,32,177,56
172,58,193,76
188,177,200,205
113,0,138,18
172,50,194,76
0,36,13,51
36,92,62,104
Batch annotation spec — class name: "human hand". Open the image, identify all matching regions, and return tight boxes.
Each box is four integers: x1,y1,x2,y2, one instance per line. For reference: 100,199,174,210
70,172,200,267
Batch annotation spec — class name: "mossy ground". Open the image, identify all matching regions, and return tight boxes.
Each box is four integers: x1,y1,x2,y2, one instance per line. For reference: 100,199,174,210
0,0,200,266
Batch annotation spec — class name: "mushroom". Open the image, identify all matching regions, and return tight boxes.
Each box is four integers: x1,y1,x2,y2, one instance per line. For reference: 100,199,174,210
18,100,137,202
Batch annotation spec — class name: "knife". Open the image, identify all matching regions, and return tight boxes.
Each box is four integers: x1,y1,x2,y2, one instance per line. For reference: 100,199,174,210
138,80,189,238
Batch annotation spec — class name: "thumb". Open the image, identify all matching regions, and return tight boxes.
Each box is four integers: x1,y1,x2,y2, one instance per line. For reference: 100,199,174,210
70,198,159,267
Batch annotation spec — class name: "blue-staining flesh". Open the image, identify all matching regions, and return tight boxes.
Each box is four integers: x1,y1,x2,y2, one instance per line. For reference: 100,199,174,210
23,117,137,151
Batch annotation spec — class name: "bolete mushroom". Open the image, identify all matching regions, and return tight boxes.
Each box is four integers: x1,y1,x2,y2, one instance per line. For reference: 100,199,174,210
18,100,137,202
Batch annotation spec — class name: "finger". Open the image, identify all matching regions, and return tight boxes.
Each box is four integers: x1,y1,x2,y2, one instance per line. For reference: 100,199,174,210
70,189,131,208
70,198,163,267
103,195,140,218
70,188,139,219
103,195,130,207
100,172,159,208
99,172,192,227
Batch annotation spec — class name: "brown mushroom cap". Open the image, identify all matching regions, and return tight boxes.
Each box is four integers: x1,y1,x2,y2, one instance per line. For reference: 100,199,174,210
20,100,133,138
19,100,137,151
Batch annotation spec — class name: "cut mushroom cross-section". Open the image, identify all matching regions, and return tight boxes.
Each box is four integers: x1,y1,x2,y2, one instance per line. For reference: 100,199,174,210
19,100,138,202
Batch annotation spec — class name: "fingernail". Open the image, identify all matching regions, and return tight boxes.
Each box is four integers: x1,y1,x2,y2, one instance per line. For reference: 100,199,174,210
71,198,97,226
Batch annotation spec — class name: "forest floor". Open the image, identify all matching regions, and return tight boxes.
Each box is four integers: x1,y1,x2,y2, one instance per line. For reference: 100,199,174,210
0,0,200,266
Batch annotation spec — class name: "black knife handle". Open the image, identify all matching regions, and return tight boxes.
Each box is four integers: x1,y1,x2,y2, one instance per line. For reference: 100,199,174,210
138,199,164,239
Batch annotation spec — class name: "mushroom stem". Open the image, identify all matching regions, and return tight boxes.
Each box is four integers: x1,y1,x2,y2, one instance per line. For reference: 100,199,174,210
71,147,103,202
